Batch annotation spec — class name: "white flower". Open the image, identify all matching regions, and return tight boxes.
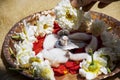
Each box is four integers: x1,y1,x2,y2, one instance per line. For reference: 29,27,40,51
14,21,37,65
36,14,55,36
14,40,33,52
98,48,117,70
22,20,37,42
14,40,35,65
16,50,35,65
54,0,83,31
79,51,108,80
32,60,55,80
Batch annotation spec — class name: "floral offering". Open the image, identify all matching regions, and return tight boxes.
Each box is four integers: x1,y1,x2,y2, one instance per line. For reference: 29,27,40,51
5,0,120,80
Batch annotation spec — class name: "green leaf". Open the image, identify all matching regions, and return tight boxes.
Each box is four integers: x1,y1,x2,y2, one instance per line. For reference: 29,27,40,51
11,34,23,41
9,47,16,59
9,67,23,71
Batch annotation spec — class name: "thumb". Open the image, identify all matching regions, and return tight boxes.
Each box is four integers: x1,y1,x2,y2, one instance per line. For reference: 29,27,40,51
82,1,97,12
70,0,81,9
98,2,112,8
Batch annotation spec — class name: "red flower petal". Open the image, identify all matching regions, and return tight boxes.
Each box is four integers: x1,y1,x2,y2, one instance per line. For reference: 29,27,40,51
53,64,68,76
53,21,61,34
65,61,80,74
69,65,80,71
65,61,77,68
33,36,45,55
69,69,78,74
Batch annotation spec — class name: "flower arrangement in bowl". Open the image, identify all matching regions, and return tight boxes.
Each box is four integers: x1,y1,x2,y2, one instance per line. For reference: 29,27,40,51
2,0,120,80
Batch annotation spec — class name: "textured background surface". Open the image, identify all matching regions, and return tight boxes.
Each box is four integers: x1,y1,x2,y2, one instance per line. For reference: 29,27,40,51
0,0,120,80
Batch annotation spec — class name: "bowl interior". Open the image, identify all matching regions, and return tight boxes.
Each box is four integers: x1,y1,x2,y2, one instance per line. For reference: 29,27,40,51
2,10,120,80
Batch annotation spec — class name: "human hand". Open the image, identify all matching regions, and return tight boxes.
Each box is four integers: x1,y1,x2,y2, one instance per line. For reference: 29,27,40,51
70,0,119,11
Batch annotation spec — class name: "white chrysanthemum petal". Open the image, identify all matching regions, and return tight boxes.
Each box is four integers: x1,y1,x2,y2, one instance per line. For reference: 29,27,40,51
55,0,83,31
36,14,55,36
